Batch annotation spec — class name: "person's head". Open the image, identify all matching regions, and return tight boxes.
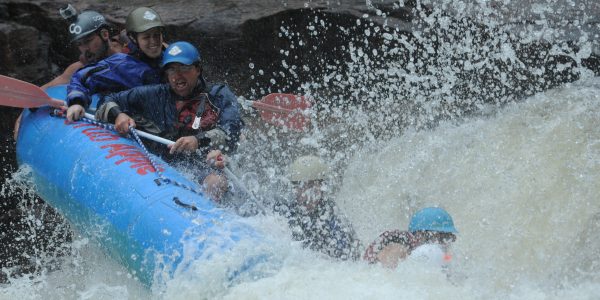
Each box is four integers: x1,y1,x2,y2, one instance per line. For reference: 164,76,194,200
161,41,202,97
370,230,410,268
409,207,457,247
288,155,328,211
64,9,112,63
126,7,165,59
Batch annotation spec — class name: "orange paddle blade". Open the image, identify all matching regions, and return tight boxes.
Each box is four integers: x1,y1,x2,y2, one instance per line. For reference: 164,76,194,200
0,75,64,108
253,93,312,131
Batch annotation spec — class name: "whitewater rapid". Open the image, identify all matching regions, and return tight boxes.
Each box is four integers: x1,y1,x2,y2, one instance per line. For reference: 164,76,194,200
3,0,600,297
3,76,600,300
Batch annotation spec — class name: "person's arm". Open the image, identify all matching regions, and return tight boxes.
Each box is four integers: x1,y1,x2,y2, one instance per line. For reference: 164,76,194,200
66,54,150,109
113,112,136,135
100,90,141,135
66,63,105,109
101,86,149,122
213,85,243,148
363,230,411,265
376,243,410,268
100,85,166,134
41,61,84,90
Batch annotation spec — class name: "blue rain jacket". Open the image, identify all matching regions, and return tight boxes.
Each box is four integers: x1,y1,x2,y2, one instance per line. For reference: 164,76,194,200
103,77,243,151
66,53,161,108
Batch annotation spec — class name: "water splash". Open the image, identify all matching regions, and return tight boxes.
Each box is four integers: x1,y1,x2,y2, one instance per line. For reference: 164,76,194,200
0,166,71,283
4,1,600,298
336,76,600,297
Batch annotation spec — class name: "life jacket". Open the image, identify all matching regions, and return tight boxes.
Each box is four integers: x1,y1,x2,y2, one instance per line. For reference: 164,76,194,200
174,85,224,137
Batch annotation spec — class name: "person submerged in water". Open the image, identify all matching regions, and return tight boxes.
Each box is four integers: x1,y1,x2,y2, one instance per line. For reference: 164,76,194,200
273,155,362,261
364,207,457,268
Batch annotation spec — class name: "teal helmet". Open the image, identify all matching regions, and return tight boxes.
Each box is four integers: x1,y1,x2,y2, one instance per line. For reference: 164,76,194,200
409,207,457,233
67,10,109,43
161,41,201,68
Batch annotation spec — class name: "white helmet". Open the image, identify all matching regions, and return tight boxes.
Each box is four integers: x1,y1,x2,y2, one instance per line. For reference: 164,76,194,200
288,155,328,182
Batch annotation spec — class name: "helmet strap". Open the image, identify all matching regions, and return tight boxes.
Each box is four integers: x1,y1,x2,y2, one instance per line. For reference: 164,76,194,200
128,32,139,45
96,33,109,61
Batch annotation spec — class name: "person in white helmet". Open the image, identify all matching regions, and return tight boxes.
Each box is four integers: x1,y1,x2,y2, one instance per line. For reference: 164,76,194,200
273,155,362,261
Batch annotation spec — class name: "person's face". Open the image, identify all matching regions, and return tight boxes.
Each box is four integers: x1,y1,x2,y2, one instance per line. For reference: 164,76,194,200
292,180,324,211
376,243,408,269
165,63,201,97
135,27,163,58
75,29,108,63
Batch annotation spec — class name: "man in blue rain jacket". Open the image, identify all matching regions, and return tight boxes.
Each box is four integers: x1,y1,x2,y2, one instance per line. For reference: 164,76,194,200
97,41,243,154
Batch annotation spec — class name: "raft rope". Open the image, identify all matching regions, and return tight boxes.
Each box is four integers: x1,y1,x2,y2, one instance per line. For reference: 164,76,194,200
52,109,205,197
123,123,206,197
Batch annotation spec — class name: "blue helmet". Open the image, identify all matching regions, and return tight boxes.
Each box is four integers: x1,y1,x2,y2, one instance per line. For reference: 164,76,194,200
409,207,457,233
161,41,201,68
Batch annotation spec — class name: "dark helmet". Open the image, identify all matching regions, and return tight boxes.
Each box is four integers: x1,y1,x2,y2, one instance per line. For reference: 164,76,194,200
67,10,109,43
126,7,165,33
161,41,201,68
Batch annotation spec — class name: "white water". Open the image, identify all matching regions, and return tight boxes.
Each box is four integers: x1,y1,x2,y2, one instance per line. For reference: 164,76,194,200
4,77,600,299
3,0,600,299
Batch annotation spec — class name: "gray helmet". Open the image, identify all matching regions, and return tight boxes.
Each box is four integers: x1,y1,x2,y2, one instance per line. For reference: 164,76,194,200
68,10,109,43
126,7,164,33
288,156,328,182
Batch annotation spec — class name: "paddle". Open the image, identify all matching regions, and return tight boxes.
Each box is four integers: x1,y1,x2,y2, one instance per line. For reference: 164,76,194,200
239,93,312,131
0,75,66,108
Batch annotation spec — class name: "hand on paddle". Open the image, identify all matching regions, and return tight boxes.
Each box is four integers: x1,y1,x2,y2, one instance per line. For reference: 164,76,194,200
66,104,86,122
203,173,228,202
168,136,198,154
202,150,229,201
114,113,136,134
206,150,226,169
50,99,67,109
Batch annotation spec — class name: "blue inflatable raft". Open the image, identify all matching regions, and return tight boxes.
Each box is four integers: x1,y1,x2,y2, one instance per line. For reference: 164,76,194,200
15,86,276,286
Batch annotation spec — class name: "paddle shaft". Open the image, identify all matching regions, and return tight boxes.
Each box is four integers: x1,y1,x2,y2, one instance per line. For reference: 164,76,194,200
85,113,175,145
